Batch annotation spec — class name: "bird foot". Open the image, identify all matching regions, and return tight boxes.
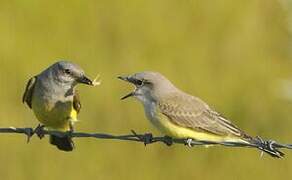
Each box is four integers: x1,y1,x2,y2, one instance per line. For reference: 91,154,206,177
67,129,74,138
34,124,46,139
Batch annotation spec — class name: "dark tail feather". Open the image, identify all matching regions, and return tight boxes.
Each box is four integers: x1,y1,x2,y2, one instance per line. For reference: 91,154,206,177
249,136,285,158
49,135,74,152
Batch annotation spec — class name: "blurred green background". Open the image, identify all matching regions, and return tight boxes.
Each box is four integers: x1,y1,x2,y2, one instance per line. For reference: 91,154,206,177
1,0,292,179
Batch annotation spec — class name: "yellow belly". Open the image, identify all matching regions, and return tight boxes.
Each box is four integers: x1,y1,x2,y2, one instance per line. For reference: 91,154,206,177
32,98,77,131
153,112,247,144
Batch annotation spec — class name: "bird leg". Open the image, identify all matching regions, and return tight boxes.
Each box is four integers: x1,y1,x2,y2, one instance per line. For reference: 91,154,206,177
69,121,75,133
67,121,75,142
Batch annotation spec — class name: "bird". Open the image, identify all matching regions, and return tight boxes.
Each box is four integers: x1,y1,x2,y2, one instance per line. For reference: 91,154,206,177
118,71,284,158
23,61,94,151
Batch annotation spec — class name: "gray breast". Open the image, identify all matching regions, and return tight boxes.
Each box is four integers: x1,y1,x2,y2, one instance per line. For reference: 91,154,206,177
143,100,159,125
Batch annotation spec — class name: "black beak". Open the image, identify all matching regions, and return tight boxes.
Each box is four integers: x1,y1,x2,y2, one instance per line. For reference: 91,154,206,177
120,92,135,100
78,76,93,85
118,75,141,85
118,75,135,100
118,76,129,82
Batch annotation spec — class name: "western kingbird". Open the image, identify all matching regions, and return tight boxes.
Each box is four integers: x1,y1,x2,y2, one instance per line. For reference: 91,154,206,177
23,61,94,151
118,71,284,158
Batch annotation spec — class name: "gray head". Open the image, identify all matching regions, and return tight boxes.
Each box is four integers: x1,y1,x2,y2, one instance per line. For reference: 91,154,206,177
42,61,93,86
118,71,177,102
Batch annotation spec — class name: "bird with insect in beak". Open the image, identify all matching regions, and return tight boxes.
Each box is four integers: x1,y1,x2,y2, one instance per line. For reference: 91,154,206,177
118,71,284,158
23,61,100,151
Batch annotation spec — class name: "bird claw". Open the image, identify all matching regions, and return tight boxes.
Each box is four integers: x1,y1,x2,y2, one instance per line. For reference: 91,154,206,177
67,129,74,138
185,138,194,147
34,124,45,139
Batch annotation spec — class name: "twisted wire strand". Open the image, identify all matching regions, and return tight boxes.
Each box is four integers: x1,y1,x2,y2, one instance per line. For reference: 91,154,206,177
1,127,291,155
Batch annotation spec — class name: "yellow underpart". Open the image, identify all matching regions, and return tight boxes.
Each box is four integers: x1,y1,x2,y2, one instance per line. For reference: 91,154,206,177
155,112,248,144
32,98,78,131
70,108,78,122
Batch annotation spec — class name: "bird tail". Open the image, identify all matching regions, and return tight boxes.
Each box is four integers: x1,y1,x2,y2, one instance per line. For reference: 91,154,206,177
49,135,74,152
246,136,285,158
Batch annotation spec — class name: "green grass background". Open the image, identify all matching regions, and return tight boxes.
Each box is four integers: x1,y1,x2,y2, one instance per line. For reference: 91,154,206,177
0,0,292,179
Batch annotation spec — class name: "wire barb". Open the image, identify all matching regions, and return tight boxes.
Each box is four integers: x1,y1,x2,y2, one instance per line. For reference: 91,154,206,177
131,130,153,146
253,136,285,158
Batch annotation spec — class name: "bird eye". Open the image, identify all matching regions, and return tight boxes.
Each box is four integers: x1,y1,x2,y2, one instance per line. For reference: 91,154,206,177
136,79,143,86
64,69,71,74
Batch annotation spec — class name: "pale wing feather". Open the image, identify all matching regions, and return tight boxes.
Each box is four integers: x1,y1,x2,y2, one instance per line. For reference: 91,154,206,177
158,93,247,137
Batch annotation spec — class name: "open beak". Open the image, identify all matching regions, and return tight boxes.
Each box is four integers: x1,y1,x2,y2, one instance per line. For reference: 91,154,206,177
118,75,136,100
120,91,135,100
78,75,93,85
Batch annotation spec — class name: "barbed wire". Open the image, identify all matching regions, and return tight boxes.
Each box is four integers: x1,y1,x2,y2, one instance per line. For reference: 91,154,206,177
1,127,292,157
